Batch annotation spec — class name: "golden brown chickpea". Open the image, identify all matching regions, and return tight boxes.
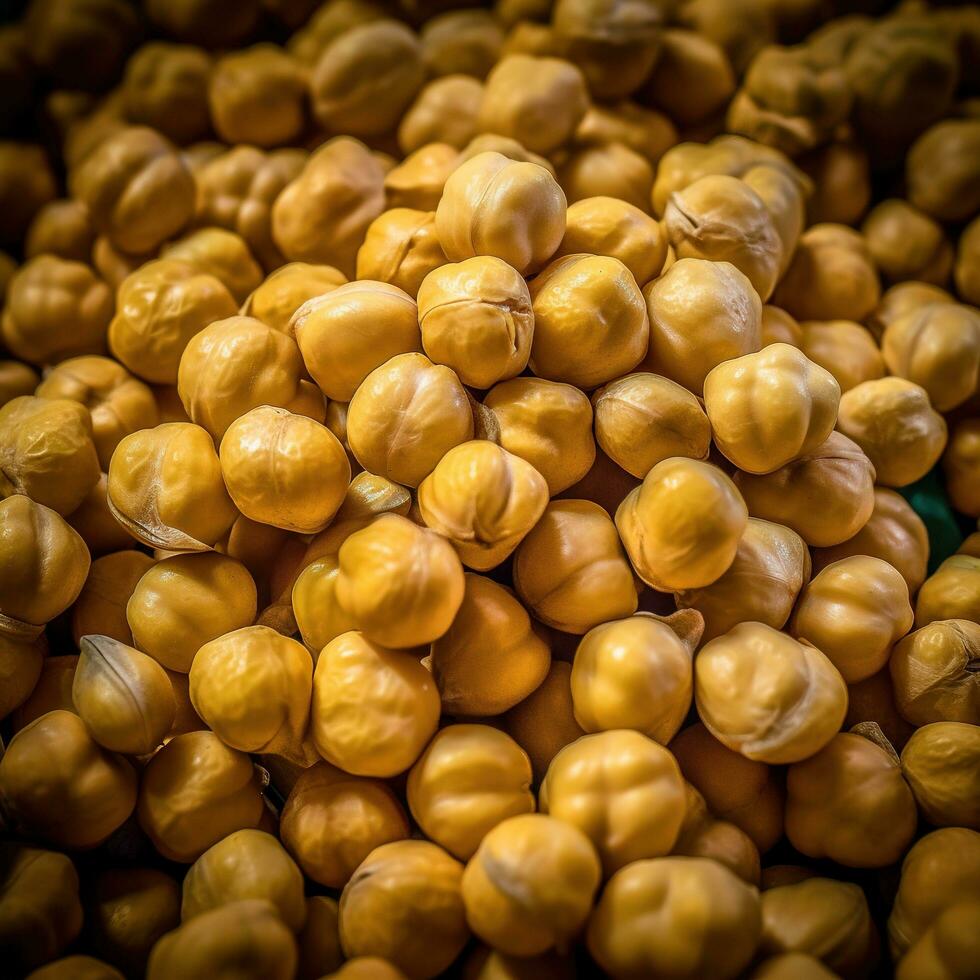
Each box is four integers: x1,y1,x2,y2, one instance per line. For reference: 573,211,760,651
281,764,409,889
142,0,261,46
799,140,870,227
66,473,137,558
797,319,882,395
346,353,474,488
0,360,39,407
429,573,551,716
462,813,599,957
695,622,848,764
436,151,566,277
287,0,387,61
557,143,654,214
0,844,82,976
0,634,45,721
760,877,879,978
107,423,237,552
162,228,264,307
890,620,980,727
734,431,876,547
869,281,954,338
296,895,343,979
862,199,952,286
383,145,457,214
355,208,447,298
108,259,238,385
575,101,677,169
272,137,385,276
460,945,574,980
243,262,347,335
916,556,980,629
670,723,784,852
421,9,502,77
457,133,556,174
956,216,980,306
645,28,734,127
2,254,112,366
409,725,534,860
137,731,264,863
398,78,482,155
72,634,176,756
944,421,980,518
896,901,980,980
907,119,980,224
209,45,305,147
340,840,468,978
0,709,136,848
571,612,699,744
514,499,639,633
901,722,980,830
0,142,56,248
147,899,296,980
588,856,761,980
10,655,77,733
485,377,596,494
25,198,94,262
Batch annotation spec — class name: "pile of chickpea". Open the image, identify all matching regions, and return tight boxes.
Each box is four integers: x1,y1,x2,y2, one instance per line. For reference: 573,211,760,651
1,0,980,977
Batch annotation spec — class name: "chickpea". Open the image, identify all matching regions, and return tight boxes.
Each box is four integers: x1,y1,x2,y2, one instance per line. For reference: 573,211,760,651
137,731,264,863
906,119,980,223
749,954,840,980
11,655,78,733
0,634,45,721
0,709,136,848
25,198,94,262
587,856,761,980
798,318,884,393
66,473,137,556
460,946,573,980
695,622,848,764
940,421,980,518
575,102,678,170
281,763,409,889
760,305,802,351
484,377,596,494
457,133,556,174
646,28,734,126
556,143,653,215
272,137,386,276
354,208,447,299
383,143,460,213
896,902,980,980
0,496,90,640
398,79,482,155
901,722,980,830
421,9,502,78
956,216,980,306
0,360,39,407
861,199,952,287
296,895,343,979
292,550,357,654
107,423,237,552
287,0,387,62
340,840,468,978
311,631,440,776
243,263,346,336
462,813,600,957
642,258,762,396
143,0,262,47
0,142,56,248
2,255,112,366
916,556,980,628
0,844,83,975
160,229,263,307
147,900,297,980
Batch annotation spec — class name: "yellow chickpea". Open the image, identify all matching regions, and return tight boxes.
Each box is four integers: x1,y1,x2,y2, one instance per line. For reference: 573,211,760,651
557,143,654,214
749,954,841,980
65,473,137,557
137,731,265,863
798,318,884,394
161,228,263,306
243,263,347,335
107,423,237,553
408,725,535,860
421,8,502,78
575,102,678,170
11,655,78,733
484,377,596,494
340,840,469,979
571,612,699,744
0,360,40,407
0,709,136,849
944,420,980,518
311,631,440,776
462,813,600,957
760,306,802,348
646,28,735,126
295,895,343,979
457,133,556,173
436,151,566,276
355,208,447,298
862,198,953,286
587,856,762,980
0,141,56,248
0,634,45,721
384,143,461,210
916,556,980,628
398,78,482,156
695,622,848,764
901,722,980,830
291,549,358,654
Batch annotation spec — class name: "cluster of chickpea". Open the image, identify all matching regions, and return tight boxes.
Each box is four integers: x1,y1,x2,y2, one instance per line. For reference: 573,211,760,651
1,0,980,977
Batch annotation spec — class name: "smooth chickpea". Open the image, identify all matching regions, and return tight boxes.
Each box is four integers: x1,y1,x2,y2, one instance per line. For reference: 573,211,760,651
436,151,566,277
312,631,440,777
760,306,802,348
291,550,357,654
137,731,264,863
127,552,256,672
0,496,89,640
296,895,343,980
107,423,237,552
462,814,600,957
870,281,955,339
695,622,848,764
144,0,262,47
409,725,534,860
587,856,761,980
862,199,952,286
65,473,136,557
0,360,39,407
646,27,734,125
10,655,77,733
398,79,482,155
734,431,876,547
146,900,297,980
901,722,980,830
25,198,94,262
575,102,678,169
907,119,980,223
384,143,460,212
799,319,884,393
890,620,980,726
340,840,469,979
896,901,980,980
944,421,980,517
916,556,980,628
749,955,843,980
281,763,409,889
0,709,136,849
956,216,980,305
557,143,654,215
421,9,502,78
0,634,45,721
244,263,347,335
0,142,56,248
355,208,447,298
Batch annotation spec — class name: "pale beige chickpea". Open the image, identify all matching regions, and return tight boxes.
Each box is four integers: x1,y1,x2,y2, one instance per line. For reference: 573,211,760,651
69,126,194,256
642,257,762,396
944,420,980,517
916,556,980,628
733,431,876,548
35,355,159,470
272,137,386,276
1,255,113,366
346,353,474,489
901,722,980,830
645,28,735,126
484,377,596,495
571,612,699,744
436,151,566,277
25,198,94,262
355,208,447,298
617,458,747,593
786,731,918,867
421,9,503,78
587,856,761,980
311,19,425,137
209,45,306,147
397,77,482,155
383,144,459,213
514,499,639,634
557,142,654,214
429,573,551,716
161,228,263,307
243,262,347,335
676,518,810,644
695,622,848,764
408,725,534,860
799,319,884,393
837,378,947,488
862,199,953,286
